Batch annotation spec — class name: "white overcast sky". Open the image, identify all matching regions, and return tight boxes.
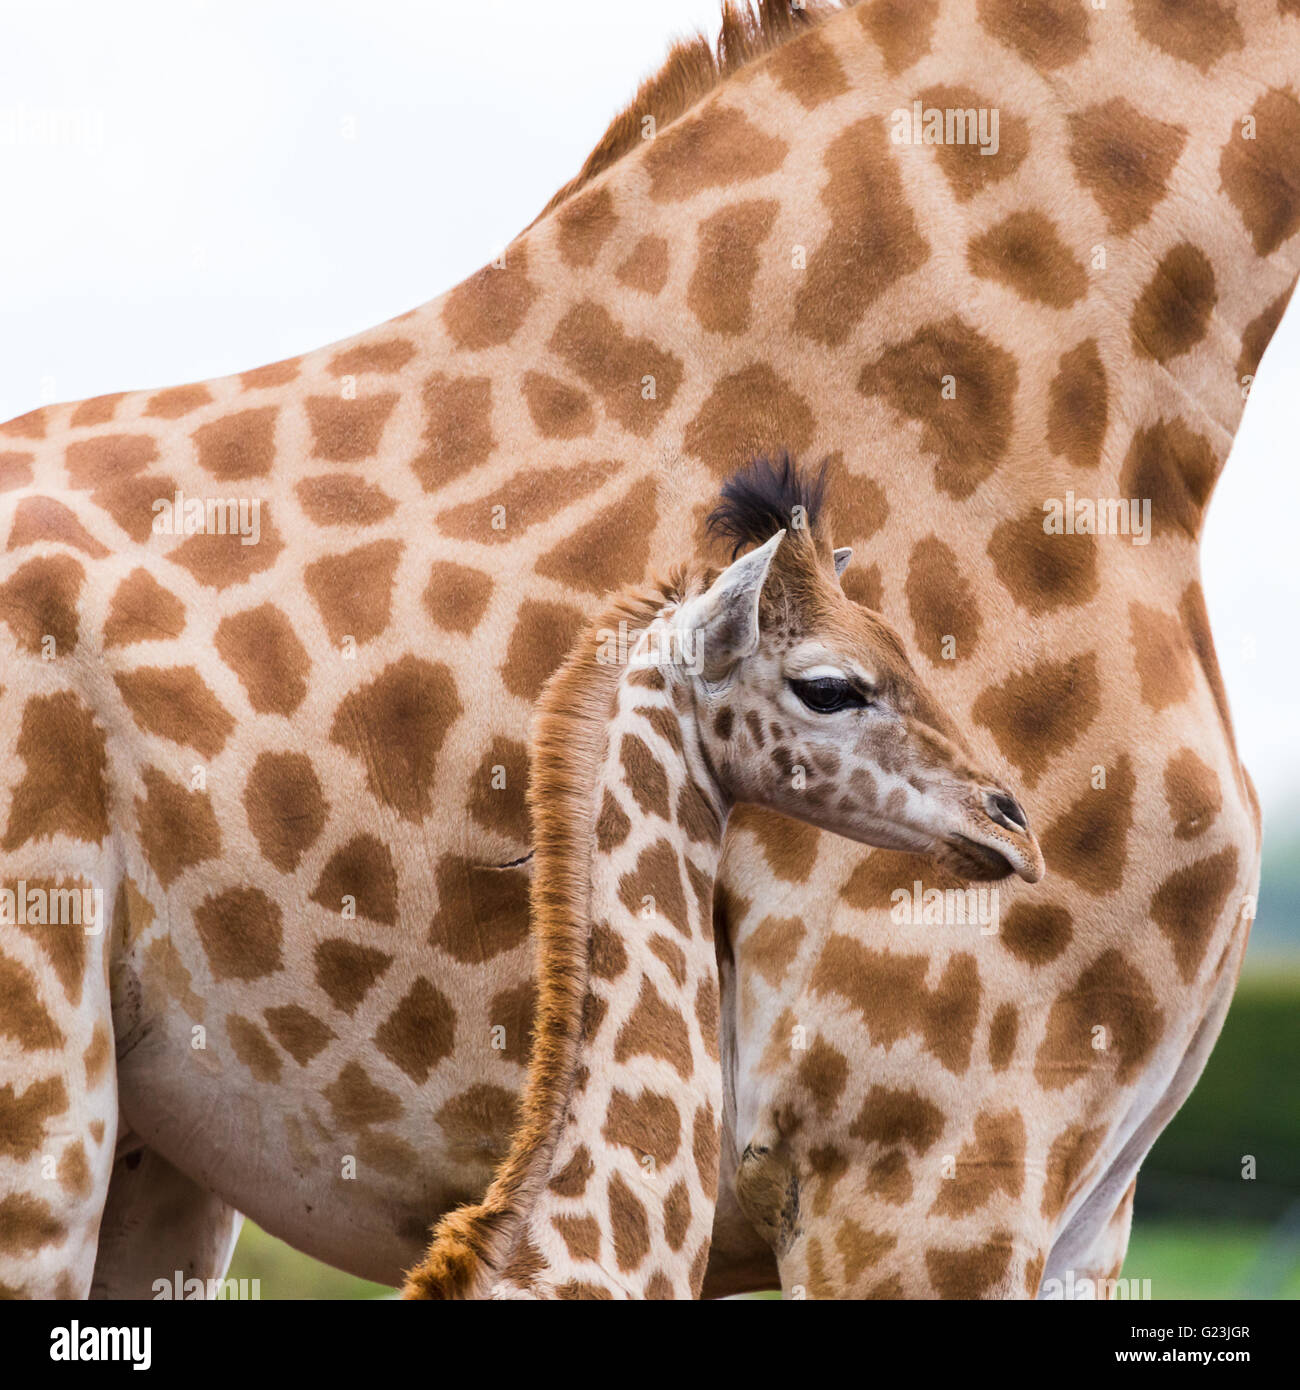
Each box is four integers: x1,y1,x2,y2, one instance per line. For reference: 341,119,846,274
2,0,1297,835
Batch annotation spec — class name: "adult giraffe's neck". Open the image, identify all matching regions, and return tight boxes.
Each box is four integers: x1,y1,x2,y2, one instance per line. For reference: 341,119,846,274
442,0,1299,519
404,582,731,1299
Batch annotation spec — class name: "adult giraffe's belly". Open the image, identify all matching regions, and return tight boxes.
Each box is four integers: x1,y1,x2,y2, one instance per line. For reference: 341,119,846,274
110,848,541,1286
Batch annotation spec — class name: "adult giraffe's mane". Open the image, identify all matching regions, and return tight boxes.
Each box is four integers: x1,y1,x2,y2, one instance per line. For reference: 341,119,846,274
404,570,700,1299
535,0,843,220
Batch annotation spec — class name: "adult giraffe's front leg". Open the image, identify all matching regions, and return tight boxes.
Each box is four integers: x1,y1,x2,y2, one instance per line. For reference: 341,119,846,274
90,1140,243,1299
0,833,119,1297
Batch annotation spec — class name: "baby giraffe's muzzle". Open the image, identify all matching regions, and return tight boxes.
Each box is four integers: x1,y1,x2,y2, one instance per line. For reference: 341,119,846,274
939,786,1045,884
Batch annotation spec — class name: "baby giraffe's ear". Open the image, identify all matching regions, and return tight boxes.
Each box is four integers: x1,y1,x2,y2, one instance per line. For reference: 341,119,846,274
833,546,852,578
685,530,784,682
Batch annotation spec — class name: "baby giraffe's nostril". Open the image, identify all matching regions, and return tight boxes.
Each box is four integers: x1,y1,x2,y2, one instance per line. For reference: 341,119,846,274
986,791,1028,832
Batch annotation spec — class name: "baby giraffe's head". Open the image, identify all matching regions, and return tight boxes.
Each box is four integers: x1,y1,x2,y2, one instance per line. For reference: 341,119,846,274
667,457,1043,883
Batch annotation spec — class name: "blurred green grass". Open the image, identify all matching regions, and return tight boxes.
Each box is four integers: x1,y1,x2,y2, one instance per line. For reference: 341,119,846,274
229,969,1300,1299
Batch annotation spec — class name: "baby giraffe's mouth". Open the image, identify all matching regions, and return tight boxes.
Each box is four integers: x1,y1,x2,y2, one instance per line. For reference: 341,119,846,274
939,790,1045,883
940,833,1025,882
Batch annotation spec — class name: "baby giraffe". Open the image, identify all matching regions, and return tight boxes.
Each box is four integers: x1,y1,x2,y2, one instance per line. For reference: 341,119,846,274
405,457,1043,1300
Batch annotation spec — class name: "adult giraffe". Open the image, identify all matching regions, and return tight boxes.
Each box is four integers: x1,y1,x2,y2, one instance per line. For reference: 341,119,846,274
0,0,1294,1299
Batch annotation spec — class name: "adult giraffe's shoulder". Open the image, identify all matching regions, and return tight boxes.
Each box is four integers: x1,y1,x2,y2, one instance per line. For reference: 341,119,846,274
0,0,1295,1298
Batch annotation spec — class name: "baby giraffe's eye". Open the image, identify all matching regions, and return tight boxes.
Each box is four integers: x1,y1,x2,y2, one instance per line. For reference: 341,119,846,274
788,676,869,713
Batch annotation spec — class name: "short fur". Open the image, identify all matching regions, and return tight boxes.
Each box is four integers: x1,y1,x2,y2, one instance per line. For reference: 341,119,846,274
403,572,697,1299
534,0,841,220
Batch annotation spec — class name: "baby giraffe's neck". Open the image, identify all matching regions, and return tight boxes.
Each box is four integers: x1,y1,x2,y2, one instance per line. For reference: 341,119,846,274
502,653,729,1298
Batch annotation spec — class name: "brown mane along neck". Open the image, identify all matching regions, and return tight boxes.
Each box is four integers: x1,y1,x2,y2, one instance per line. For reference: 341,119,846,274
403,575,694,1299
534,0,841,220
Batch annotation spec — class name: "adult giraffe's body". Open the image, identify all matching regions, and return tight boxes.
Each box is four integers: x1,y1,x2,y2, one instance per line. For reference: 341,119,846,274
0,0,1294,1298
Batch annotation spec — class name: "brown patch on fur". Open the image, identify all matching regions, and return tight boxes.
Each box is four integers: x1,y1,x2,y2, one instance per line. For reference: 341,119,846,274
977,0,1089,68
442,248,538,351
1033,950,1164,1089
192,407,277,479
1132,0,1243,72
794,118,928,346
916,82,1028,198
296,474,398,526
1130,243,1217,363
306,393,398,462
328,339,417,376
215,604,311,715
374,978,457,1084
70,393,126,427
533,0,830,220
522,372,594,440
424,561,493,635
0,1075,68,1160
1039,753,1136,895
615,236,670,295
314,940,393,1015
227,1014,283,1084
136,766,221,888
0,554,83,654
0,451,34,491
858,317,1018,500
556,185,617,268
243,751,327,872
428,857,530,964
925,1230,1014,1298
410,374,495,490
1151,846,1239,982
816,937,981,1075
195,887,284,982
549,302,684,436
7,496,108,557
535,477,658,595
305,539,403,647
1,691,110,850
988,1004,1019,1072
972,651,1100,788
684,363,814,478
1163,748,1221,840
732,804,820,883
1067,98,1187,235
1236,286,1294,386
329,655,461,821
311,834,400,922
103,568,185,648
687,199,779,334
264,1004,335,1066
1041,1123,1106,1218
1047,338,1109,469
1118,417,1218,540
967,210,1087,308
906,535,982,663
929,1111,1026,1218
145,383,212,419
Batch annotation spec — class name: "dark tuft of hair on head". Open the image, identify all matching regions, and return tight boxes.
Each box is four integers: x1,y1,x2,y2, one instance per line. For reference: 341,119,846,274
705,452,829,559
